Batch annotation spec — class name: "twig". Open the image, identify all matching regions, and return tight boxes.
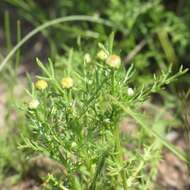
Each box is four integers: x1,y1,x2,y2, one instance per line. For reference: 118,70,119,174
124,40,146,64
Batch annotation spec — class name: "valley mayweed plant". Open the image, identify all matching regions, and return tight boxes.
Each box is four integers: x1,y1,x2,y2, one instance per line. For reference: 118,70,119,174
22,39,188,189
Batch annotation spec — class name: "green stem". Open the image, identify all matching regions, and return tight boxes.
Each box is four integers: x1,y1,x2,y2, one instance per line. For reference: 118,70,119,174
89,151,107,190
111,70,115,95
4,11,12,51
111,70,127,189
114,123,128,190
67,89,72,103
16,20,21,71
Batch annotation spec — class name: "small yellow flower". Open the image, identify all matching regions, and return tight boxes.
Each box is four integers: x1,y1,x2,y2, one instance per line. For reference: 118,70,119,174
28,99,39,109
84,53,91,63
35,80,48,90
61,77,74,89
106,54,121,69
97,50,108,60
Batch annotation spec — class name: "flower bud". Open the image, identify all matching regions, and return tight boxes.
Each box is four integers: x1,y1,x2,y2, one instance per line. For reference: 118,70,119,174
106,54,121,69
97,50,108,60
84,53,91,63
61,77,74,89
127,88,134,96
28,99,39,109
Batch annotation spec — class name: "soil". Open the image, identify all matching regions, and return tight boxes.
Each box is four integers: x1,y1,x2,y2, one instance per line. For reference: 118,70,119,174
156,134,190,190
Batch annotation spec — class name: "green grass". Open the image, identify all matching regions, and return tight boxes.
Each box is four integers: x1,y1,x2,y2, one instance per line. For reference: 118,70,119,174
0,0,190,189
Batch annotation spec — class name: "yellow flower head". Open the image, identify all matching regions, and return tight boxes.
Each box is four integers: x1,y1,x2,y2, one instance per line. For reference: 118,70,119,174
35,80,48,90
106,54,121,69
97,50,108,60
84,53,91,63
61,77,74,89
28,99,39,109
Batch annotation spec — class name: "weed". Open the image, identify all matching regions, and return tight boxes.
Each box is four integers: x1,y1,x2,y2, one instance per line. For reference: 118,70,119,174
19,36,188,189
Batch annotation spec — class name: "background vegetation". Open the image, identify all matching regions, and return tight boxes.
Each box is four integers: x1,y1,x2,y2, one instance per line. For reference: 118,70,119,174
0,0,190,189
